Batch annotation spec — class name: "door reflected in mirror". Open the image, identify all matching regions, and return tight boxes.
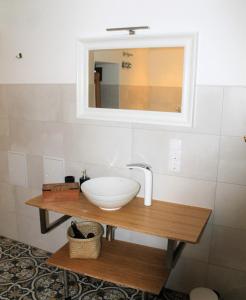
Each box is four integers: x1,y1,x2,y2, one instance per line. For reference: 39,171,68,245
89,47,184,113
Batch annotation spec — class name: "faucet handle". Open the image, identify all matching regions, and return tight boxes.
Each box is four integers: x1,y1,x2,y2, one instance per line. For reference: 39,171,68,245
126,162,153,206
126,163,152,170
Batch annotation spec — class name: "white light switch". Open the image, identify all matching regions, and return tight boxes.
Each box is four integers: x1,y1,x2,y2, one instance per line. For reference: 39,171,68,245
43,156,65,184
8,151,28,186
168,139,182,172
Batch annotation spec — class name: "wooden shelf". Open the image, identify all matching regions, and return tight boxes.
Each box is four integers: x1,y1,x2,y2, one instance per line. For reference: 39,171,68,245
47,239,170,294
26,194,211,243
26,193,211,294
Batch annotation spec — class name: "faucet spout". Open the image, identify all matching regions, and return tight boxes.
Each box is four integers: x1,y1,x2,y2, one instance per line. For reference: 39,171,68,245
126,163,153,206
126,163,151,170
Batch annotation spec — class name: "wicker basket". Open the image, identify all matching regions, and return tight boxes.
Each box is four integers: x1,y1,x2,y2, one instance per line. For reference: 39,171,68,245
67,221,104,259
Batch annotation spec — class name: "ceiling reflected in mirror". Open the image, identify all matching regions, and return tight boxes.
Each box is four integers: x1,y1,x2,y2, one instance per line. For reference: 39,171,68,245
88,47,184,113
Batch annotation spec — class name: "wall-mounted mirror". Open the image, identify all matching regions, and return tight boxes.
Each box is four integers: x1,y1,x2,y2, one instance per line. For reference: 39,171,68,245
89,47,184,113
77,34,197,126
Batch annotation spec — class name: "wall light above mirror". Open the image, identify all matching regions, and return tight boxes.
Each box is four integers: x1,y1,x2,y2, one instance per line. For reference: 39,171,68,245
77,34,197,126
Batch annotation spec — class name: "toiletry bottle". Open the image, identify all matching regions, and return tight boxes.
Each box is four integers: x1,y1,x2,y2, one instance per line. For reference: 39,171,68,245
79,170,90,192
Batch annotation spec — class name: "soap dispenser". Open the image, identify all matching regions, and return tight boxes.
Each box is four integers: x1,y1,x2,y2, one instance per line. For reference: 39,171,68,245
79,170,90,192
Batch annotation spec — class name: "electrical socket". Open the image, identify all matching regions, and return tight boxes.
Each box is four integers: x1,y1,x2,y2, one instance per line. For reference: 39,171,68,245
168,139,182,172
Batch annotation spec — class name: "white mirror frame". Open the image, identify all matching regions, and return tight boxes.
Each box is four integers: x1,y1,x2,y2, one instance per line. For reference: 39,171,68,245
77,33,197,127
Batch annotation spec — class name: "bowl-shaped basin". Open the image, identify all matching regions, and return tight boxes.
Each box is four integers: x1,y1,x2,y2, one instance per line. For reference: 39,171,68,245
81,177,140,211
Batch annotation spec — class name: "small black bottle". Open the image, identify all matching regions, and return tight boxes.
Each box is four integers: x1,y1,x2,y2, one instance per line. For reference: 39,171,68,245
70,221,85,239
79,170,90,192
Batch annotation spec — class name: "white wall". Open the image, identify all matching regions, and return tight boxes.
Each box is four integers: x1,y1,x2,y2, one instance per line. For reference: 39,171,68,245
0,0,246,85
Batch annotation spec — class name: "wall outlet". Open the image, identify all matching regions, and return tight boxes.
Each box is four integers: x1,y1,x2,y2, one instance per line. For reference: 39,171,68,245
168,139,182,172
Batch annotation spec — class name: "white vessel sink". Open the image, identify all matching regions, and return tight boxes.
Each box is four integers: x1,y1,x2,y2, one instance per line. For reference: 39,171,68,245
81,177,140,211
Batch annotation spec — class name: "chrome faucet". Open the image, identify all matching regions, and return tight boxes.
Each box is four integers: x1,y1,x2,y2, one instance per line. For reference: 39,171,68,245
126,163,153,206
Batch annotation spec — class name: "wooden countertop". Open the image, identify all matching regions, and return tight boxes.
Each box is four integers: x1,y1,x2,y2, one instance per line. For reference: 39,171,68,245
26,194,211,243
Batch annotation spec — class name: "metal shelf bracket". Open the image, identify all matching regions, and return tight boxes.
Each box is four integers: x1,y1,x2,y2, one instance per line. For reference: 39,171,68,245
39,208,71,234
166,239,186,269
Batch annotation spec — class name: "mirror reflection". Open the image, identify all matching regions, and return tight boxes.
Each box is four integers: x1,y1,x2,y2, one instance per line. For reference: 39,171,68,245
89,47,184,113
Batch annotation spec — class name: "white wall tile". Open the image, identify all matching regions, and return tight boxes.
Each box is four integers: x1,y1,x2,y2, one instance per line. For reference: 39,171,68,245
222,87,246,136
0,118,9,136
115,227,167,249
43,156,65,183
218,136,246,185
128,169,145,198
214,183,246,229
9,119,44,155
0,119,10,151
0,118,9,151
48,211,65,223
0,135,9,151
0,85,8,117
207,264,246,298
63,123,84,162
182,224,212,262
209,225,246,271
16,213,40,246
43,220,70,253
0,151,9,183
16,213,68,252
84,163,131,179
15,186,41,217
0,183,15,213
133,172,215,209
60,84,77,123
10,120,64,158
8,151,27,187
167,257,208,293
193,86,223,135
26,154,44,189
42,122,64,157
64,123,132,167
7,84,61,122
133,129,220,181
64,160,85,182
0,211,18,240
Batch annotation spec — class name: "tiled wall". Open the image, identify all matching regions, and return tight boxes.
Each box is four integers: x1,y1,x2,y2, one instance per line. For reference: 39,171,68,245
0,84,246,296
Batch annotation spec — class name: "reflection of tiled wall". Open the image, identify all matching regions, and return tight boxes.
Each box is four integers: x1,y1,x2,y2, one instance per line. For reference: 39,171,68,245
121,85,182,112
89,84,182,111
149,86,182,112
120,85,149,110
0,84,246,296
100,84,119,108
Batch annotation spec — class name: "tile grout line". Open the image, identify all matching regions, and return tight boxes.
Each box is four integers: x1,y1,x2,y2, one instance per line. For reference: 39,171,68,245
7,115,246,138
